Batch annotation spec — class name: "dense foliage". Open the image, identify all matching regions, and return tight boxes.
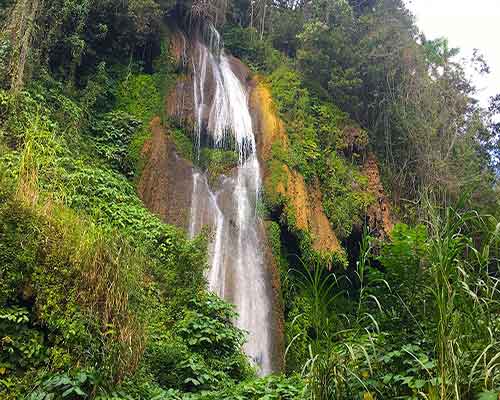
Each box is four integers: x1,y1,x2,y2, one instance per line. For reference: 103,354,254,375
1,0,499,399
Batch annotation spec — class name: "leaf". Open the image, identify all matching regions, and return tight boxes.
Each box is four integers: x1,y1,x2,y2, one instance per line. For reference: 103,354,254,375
413,379,426,389
478,392,499,400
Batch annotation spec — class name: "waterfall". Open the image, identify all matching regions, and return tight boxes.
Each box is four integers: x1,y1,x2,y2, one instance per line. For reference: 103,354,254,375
188,30,273,375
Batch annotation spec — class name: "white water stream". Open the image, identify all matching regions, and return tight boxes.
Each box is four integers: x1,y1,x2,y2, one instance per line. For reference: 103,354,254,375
187,30,273,375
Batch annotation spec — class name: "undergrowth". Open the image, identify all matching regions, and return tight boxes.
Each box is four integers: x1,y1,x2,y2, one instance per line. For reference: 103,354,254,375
0,48,256,398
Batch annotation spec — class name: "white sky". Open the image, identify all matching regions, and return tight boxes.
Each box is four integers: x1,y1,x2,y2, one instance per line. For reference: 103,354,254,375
405,0,500,108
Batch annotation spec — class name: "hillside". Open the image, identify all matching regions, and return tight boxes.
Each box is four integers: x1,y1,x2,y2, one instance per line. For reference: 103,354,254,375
0,1,499,399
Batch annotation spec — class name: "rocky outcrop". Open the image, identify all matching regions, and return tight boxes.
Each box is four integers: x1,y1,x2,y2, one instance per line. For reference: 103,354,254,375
308,180,341,254
276,165,341,255
363,153,393,239
166,75,195,131
140,47,285,373
166,52,252,138
250,79,341,256
138,117,193,229
249,81,289,163
170,31,188,68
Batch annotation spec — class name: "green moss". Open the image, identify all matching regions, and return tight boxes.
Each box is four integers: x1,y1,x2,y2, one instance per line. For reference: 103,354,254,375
170,126,194,161
258,69,367,242
198,148,239,188
116,74,161,121
264,143,289,208
267,221,282,260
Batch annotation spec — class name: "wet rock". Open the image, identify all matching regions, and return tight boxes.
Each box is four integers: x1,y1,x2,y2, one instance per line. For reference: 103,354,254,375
138,117,193,229
166,75,195,131
142,40,285,374
362,152,394,239
226,55,251,84
170,31,189,69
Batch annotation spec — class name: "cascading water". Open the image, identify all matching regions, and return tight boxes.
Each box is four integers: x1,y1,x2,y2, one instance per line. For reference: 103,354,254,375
188,28,273,375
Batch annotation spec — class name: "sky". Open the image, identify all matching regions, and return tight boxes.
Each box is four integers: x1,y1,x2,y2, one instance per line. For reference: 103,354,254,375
405,0,500,108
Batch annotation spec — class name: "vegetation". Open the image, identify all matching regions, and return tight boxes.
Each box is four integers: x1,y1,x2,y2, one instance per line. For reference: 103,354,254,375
1,0,499,399
198,148,239,188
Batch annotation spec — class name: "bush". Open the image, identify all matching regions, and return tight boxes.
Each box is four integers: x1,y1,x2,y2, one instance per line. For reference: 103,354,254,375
115,74,162,176
89,111,141,175
319,152,373,239
198,148,238,187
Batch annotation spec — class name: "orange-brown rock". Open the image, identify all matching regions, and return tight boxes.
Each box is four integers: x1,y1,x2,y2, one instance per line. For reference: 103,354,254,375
166,48,252,142
166,74,195,131
277,166,340,254
138,117,193,229
363,153,393,239
308,180,341,253
249,79,340,255
169,31,189,68
249,80,289,163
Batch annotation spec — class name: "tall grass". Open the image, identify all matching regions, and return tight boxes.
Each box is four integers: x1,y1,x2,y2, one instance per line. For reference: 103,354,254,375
290,231,381,400
290,208,500,399
52,207,147,382
292,259,343,346
16,108,63,206
13,109,148,383
426,204,500,398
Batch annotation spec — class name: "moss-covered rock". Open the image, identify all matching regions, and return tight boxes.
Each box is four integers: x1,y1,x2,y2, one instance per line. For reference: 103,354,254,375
250,78,344,264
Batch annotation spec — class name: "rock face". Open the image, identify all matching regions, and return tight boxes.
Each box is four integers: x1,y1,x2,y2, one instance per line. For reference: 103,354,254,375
166,75,195,132
363,152,394,239
249,81,289,162
249,78,341,256
138,31,394,375
139,29,396,376
140,40,285,374
169,31,188,68
138,117,193,229
166,51,253,138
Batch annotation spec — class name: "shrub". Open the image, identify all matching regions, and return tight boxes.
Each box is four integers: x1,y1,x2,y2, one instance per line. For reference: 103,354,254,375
89,111,142,175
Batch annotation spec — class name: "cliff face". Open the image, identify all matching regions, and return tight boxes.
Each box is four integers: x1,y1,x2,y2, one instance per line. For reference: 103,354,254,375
249,78,395,257
249,79,341,257
137,117,193,229
363,153,394,240
139,32,285,373
138,30,393,374
143,38,394,255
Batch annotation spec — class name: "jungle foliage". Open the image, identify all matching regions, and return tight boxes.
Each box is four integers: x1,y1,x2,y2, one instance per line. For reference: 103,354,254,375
1,0,499,399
